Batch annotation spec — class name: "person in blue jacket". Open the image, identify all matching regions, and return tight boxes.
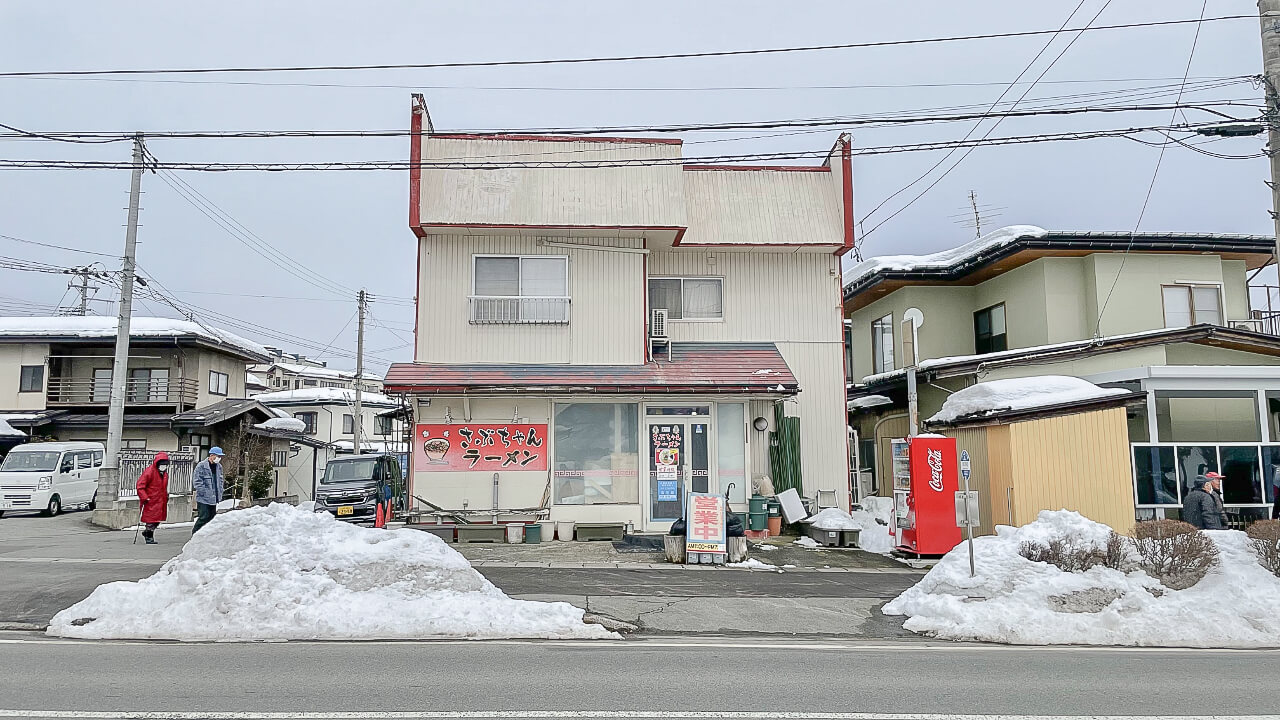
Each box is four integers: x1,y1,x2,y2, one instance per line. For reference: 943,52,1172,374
191,446,225,535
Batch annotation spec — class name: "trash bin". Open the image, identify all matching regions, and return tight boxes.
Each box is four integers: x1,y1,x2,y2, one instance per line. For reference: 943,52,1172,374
556,520,576,541
767,499,781,517
505,524,525,544
749,494,768,516
748,510,767,531
524,523,542,544
766,515,782,536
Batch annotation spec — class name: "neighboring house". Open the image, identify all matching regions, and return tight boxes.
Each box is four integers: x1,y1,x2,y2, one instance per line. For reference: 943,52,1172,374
382,96,854,531
253,387,407,498
0,316,269,451
246,371,269,395
843,226,1280,526
255,362,383,394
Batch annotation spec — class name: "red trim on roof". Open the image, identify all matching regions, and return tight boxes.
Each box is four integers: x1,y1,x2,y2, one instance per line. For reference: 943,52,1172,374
418,222,686,234
674,242,839,248
429,133,682,146
682,164,830,173
409,96,424,238
838,133,855,257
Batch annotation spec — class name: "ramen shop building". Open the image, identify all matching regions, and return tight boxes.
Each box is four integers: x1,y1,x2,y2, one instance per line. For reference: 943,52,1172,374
383,97,855,532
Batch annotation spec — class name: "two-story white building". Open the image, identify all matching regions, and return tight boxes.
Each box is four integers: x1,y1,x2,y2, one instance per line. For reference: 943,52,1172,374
383,97,854,532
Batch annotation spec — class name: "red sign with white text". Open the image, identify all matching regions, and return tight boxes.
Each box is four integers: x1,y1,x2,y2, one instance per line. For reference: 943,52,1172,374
413,423,548,472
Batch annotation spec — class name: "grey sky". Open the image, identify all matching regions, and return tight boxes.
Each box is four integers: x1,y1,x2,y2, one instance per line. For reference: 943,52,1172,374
0,1,1271,372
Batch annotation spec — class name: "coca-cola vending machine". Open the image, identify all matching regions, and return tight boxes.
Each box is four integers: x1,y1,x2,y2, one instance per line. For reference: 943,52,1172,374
890,435,962,555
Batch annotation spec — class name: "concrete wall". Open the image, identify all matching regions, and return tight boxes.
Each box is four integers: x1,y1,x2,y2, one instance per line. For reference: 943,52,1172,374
0,343,50,410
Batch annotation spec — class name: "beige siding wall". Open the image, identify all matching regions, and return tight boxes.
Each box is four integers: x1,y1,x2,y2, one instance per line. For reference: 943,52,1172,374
416,234,645,364
1163,343,1280,366
1007,409,1136,533
981,345,1170,382
196,351,249,406
1088,253,1234,336
846,286,976,380
1043,258,1089,343
945,426,1002,536
680,170,843,246
0,344,50,410
872,414,910,496
974,261,1050,349
57,427,178,451
779,341,852,505
986,425,1015,527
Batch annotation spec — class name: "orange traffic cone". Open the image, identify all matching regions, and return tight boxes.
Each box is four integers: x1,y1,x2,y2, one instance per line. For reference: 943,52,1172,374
375,501,385,529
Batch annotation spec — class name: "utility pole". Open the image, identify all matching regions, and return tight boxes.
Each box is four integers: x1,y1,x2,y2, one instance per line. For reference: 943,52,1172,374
93,134,145,527
1259,1,1280,262
354,289,367,456
104,134,145,471
62,267,98,316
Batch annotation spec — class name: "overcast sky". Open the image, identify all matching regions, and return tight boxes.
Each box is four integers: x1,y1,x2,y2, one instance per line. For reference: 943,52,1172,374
0,1,1272,372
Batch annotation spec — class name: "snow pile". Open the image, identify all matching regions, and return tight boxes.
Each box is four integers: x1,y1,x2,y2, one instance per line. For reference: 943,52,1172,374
807,508,860,530
843,225,1048,288
753,544,777,552
804,502,894,554
728,558,779,571
256,417,307,433
928,375,1129,424
48,504,613,641
793,536,821,549
0,316,267,359
883,510,1280,647
0,419,24,437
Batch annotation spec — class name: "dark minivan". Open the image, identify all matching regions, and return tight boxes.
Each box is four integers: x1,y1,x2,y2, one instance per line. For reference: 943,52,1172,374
313,454,406,523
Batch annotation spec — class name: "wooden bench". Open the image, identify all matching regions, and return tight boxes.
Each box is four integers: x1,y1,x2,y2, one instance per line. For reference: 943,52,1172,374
574,522,626,541
456,525,506,544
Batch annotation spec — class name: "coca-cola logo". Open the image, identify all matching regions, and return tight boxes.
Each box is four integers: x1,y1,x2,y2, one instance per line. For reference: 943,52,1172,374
927,448,944,492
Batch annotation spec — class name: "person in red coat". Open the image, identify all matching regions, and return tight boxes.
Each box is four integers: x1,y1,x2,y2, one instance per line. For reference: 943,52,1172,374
136,452,170,545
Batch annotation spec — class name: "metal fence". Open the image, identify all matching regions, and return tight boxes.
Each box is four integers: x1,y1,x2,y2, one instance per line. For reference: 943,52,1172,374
469,296,570,324
117,450,196,499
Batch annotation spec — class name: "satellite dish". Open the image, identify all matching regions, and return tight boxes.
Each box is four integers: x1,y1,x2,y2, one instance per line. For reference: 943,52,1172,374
904,307,925,329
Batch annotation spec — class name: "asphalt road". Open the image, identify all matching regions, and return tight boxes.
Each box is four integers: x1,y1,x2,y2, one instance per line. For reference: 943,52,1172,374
0,636,1276,718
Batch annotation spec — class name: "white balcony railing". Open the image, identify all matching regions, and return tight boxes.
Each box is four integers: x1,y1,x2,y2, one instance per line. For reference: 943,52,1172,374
469,296,570,325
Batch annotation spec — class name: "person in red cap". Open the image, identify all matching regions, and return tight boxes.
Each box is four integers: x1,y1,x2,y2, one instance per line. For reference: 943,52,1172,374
1182,471,1227,530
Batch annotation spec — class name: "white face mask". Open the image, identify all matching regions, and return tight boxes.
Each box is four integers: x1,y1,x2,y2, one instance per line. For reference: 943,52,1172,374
210,456,221,465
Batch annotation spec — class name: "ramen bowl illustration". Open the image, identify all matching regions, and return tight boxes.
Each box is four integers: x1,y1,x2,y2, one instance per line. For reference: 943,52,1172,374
423,437,451,464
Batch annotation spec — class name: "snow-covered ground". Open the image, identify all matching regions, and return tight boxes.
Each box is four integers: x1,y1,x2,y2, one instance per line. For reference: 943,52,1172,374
49,504,613,641
803,497,895,554
883,510,1280,648
727,558,780,571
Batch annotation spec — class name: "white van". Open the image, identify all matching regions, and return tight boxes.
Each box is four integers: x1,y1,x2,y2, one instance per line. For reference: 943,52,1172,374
0,442,105,517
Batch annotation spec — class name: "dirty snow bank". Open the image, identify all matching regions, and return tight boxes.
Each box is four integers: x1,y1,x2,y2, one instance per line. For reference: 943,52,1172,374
803,499,894,554
49,504,613,641
928,375,1128,424
728,558,780,571
883,510,1280,647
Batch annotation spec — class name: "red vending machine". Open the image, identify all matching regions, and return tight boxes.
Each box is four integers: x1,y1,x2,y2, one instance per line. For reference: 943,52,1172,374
890,435,962,555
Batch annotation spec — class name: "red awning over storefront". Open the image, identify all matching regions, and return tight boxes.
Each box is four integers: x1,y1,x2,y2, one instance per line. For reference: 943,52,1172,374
384,343,799,395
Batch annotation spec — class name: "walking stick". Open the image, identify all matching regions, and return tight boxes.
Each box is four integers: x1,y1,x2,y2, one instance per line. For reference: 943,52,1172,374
132,501,143,545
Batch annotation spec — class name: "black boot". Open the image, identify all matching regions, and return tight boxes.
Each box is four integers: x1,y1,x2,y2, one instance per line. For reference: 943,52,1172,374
142,529,155,544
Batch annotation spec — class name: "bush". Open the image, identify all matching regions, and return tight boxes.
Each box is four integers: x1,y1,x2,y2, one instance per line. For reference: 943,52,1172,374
1019,531,1129,573
1132,520,1219,590
1246,519,1280,578
248,464,274,500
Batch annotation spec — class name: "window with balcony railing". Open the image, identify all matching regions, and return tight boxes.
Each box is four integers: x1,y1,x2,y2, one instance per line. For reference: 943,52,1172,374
470,255,570,324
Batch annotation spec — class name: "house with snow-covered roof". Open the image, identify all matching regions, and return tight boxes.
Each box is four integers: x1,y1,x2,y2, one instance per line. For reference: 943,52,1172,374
843,226,1280,529
382,96,855,533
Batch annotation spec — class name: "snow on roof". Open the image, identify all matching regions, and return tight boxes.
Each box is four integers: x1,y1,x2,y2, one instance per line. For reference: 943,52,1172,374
847,394,893,411
928,375,1129,424
246,373,267,386
255,417,308,433
0,316,267,360
843,225,1048,288
270,362,381,382
253,387,398,406
0,419,25,437
333,440,406,452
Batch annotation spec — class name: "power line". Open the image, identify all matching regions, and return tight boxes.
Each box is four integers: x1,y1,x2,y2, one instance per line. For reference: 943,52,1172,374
0,232,118,258
0,15,1252,78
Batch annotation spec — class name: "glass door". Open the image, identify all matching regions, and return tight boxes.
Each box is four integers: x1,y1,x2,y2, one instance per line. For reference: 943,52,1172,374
647,418,711,524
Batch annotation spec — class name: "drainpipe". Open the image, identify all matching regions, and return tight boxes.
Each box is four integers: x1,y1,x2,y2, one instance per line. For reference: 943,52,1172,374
870,411,909,496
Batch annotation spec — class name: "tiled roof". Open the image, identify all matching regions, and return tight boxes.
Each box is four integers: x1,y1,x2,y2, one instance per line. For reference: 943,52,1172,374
384,343,798,394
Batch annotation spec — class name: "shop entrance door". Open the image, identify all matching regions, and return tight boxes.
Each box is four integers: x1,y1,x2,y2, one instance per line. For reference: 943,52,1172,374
646,416,711,525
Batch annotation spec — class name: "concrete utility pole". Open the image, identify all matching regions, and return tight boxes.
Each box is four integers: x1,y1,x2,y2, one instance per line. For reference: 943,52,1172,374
353,289,367,456
104,135,145,471
65,267,99,316
1260,1,1280,262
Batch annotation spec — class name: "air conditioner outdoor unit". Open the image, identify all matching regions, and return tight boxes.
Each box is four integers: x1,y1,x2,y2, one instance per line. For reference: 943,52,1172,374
650,308,671,361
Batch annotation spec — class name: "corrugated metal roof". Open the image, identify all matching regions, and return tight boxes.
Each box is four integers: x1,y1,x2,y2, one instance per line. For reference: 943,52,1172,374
681,168,844,247
52,413,174,427
172,399,274,427
384,342,798,394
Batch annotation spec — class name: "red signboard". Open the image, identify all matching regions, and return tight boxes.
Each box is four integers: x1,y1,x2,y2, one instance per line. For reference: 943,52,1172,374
413,423,548,472
900,435,963,555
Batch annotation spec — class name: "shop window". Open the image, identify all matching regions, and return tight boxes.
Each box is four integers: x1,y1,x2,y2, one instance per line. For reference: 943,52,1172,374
1220,446,1265,505
648,277,723,320
1133,445,1178,505
472,255,569,324
19,365,43,393
295,412,318,435
716,403,747,506
1263,446,1280,505
1155,391,1260,443
871,314,894,374
553,403,639,505
973,303,1007,354
1175,445,1219,497
1162,284,1223,328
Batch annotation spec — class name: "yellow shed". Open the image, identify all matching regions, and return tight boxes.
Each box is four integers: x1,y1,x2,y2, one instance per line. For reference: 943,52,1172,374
926,393,1142,537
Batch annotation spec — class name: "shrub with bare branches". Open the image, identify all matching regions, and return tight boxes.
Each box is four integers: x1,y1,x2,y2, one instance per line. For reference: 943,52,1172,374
1132,520,1219,590
1246,519,1280,578
1019,531,1130,573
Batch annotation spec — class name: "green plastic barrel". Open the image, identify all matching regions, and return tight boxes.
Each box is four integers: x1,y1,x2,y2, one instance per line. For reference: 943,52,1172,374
748,511,768,531
749,495,768,515
524,523,542,544
767,499,781,517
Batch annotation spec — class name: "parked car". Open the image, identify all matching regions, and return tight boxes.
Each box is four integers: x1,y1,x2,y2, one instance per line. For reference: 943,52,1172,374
0,442,105,517
313,454,406,523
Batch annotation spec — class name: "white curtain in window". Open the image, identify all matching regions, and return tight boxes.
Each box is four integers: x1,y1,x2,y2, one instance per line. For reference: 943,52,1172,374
648,279,683,319
989,304,1006,336
1191,286,1222,325
716,403,747,505
520,257,567,297
474,257,520,296
1162,286,1192,328
683,278,723,319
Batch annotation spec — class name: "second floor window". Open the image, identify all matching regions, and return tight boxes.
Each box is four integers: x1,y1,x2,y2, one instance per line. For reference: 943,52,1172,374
471,255,569,324
19,365,43,393
1162,284,1222,328
295,412,318,435
871,314,894,374
209,371,229,396
648,277,724,320
342,414,355,434
376,415,393,436
974,303,1008,354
